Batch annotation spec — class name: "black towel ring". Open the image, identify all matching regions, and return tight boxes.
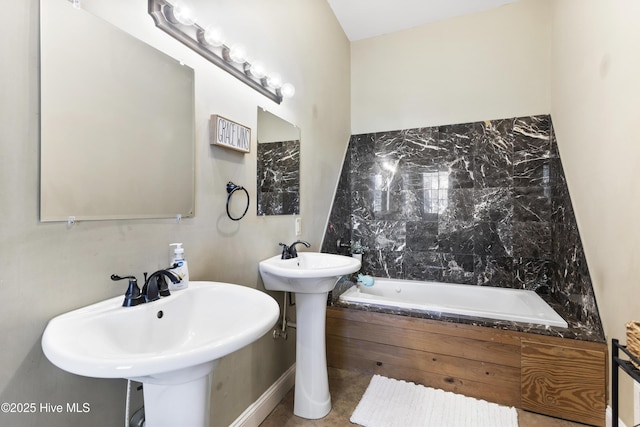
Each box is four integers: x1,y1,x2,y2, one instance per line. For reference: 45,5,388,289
226,182,250,221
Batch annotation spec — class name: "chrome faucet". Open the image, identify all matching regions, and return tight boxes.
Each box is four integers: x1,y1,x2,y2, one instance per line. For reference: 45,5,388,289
142,269,181,302
279,240,310,259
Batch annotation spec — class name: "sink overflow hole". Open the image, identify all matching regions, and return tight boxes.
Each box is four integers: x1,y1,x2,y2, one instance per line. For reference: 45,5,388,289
157,311,164,319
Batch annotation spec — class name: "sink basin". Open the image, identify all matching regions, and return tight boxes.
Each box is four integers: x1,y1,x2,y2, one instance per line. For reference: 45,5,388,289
258,252,360,420
42,281,279,427
259,252,361,293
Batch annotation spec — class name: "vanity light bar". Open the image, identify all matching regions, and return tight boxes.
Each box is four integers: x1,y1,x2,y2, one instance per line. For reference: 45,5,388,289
148,0,295,104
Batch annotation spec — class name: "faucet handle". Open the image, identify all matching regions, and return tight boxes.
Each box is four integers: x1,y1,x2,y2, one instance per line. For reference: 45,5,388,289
279,242,291,259
111,274,144,307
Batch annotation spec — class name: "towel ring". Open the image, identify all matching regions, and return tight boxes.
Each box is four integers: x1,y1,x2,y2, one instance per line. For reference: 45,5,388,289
226,182,249,221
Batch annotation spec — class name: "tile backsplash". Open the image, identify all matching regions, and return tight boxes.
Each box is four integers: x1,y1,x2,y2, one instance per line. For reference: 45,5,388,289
322,115,603,339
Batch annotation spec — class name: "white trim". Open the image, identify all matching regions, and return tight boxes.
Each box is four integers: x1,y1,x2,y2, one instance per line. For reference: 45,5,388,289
230,364,296,427
635,380,640,426
607,405,628,427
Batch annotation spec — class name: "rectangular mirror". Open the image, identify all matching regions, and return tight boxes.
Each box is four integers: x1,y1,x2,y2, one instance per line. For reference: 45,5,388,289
256,108,300,216
40,0,195,221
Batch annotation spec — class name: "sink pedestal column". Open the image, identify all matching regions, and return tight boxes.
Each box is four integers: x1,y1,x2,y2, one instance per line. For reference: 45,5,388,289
135,360,217,427
294,291,331,419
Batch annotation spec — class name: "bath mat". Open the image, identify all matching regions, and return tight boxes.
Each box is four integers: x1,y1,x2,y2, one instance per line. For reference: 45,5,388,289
350,375,518,427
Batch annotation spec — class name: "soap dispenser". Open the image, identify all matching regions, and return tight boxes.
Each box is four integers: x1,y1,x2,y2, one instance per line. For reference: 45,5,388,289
168,243,189,291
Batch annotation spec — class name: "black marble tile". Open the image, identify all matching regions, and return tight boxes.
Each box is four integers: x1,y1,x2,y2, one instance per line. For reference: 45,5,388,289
353,220,405,252
447,159,475,189
374,130,404,159
349,133,375,168
441,189,474,222
513,115,552,152
514,257,550,290
321,114,603,341
438,220,474,254
475,255,514,287
362,249,404,278
513,150,553,188
401,127,443,167
514,187,551,222
473,188,513,222
441,254,475,284
404,251,444,281
513,221,551,259
473,221,512,257
439,122,482,160
474,119,514,188
406,221,438,251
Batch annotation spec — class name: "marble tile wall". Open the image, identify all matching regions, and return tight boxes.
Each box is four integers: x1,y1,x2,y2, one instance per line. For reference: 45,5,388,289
257,139,300,215
322,115,603,337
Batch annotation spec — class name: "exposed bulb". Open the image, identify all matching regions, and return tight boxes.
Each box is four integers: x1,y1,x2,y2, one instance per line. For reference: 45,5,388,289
249,61,267,79
266,73,282,89
229,44,248,64
203,26,225,47
280,82,295,98
172,2,196,26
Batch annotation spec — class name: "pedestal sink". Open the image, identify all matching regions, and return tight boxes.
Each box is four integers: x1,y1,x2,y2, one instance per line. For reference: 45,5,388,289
41,281,279,427
259,252,360,419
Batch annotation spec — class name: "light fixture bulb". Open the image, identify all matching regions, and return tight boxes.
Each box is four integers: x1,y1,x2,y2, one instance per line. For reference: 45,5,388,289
229,44,248,64
280,82,295,98
203,26,225,47
266,73,283,89
172,2,196,26
249,61,267,79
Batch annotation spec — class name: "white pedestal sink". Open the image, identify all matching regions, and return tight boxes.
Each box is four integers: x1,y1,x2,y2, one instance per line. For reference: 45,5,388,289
259,252,361,419
42,281,279,427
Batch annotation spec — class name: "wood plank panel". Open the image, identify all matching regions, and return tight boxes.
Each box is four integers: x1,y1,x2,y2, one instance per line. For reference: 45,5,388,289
327,315,521,368
327,337,521,407
326,307,607,426
521,340,606,426
328,307,521,346
327,335,520,386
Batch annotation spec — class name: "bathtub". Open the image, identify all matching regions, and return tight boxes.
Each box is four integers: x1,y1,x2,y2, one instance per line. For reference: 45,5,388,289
339,277,568,328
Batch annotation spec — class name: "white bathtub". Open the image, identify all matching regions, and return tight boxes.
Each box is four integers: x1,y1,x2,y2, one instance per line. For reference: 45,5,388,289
339,277,568,328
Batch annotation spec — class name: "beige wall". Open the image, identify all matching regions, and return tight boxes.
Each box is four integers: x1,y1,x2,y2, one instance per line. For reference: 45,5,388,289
550,0,640,424
0,0,350,426
351,0,552,134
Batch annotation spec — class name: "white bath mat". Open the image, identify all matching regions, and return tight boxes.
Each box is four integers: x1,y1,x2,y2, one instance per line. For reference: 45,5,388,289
350,375,518,427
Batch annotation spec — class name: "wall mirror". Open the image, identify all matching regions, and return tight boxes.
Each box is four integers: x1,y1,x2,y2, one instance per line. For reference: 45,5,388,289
40,0,195,222
256,108,301,216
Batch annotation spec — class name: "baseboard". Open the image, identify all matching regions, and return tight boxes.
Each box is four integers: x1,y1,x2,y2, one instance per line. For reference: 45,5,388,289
230,364,296,427
607,405,628,427
635,381,640,426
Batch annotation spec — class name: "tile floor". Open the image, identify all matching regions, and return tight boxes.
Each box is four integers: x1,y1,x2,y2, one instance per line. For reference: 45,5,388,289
260,368,590,427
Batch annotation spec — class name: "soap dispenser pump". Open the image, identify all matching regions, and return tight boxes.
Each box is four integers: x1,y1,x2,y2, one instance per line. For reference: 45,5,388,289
168,243,189,291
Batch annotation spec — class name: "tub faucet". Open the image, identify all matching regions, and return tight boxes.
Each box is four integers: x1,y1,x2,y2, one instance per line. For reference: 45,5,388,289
142,269,180,302
279,240,310,259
